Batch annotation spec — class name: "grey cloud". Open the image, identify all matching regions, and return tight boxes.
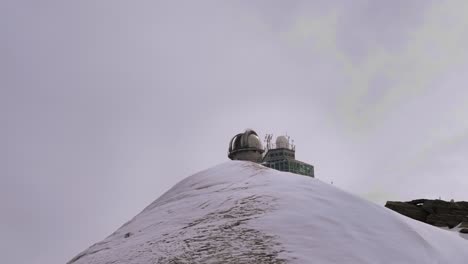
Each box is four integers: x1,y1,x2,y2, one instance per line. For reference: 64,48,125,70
2,1,468,264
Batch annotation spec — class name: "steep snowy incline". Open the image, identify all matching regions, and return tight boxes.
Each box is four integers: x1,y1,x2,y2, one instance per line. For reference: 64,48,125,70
69,161,468,264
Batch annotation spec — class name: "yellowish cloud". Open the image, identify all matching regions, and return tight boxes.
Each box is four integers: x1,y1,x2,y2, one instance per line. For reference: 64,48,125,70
396,129,468,173
283,2,468,134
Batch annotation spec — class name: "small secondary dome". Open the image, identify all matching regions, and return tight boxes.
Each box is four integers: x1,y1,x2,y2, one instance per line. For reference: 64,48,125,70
228,129,264,162
276,136,290,149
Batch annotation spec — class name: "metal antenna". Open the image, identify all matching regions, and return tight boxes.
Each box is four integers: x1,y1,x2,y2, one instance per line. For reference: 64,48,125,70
268,134,272,150
264,133,273,150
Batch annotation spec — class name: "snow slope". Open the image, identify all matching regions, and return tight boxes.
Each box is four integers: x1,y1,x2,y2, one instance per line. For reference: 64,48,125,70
69,161,468,264
444,224,468,240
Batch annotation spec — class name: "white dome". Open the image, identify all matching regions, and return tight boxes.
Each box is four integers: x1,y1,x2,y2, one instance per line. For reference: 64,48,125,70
276,136,289,149
247,134,263,149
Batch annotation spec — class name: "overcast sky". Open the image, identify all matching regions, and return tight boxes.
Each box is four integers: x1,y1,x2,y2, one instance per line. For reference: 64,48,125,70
3,1,468,263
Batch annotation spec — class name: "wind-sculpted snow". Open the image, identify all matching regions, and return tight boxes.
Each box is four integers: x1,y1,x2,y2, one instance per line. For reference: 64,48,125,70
69,162,287,264
69,161,468,264
153,194,286,263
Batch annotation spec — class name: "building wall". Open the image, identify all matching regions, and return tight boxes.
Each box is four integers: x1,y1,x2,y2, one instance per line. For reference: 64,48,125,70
230,150,263,163
263,159,314,177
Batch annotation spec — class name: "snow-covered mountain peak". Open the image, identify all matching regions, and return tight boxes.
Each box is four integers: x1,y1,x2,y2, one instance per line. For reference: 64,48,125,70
69,161,468,264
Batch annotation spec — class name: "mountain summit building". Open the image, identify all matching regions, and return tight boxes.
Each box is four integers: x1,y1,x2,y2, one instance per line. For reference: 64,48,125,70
228,129,314,177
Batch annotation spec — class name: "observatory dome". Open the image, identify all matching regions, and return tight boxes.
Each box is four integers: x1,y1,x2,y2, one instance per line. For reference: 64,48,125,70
228,129,264,162
276,136,289,149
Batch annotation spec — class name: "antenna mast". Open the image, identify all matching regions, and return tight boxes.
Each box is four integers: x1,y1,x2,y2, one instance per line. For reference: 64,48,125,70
264,133,273,151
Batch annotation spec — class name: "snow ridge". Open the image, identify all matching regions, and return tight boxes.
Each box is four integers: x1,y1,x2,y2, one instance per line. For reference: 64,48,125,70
153,194,285,263
69,161,468,264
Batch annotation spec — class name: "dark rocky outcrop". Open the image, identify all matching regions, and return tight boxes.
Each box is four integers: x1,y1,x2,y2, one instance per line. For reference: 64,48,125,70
385,199,468,230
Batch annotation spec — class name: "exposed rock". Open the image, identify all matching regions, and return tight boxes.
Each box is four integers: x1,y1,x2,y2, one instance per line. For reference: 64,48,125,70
385,199,468,228
460,229,468,234
385,201,428,222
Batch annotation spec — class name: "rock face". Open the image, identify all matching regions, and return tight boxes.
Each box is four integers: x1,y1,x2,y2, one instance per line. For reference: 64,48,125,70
385,199,468,230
